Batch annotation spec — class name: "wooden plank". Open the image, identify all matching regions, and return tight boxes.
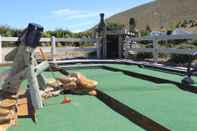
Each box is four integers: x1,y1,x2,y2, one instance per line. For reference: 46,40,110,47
0,98,17,131
56,38,81,42
131,36,154,41
0,36,2,63
51,36,56,62
128,48,197,55
128,48,153,53
158,48,196,55
17,98,29,117
1,37,81,43
153,39,159,63
1,37,51,42
40,38,50,42
155,34,197,40
1,37,18,42
131,34,197,41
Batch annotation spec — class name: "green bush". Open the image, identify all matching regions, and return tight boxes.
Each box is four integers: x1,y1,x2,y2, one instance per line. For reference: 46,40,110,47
171,54,191,63
129,44,153,60
159,53,168,59
56,43,63,47
127,52,137,59
106,22,125,31
88,51,97,58
170,44,197,64
136,52,153,60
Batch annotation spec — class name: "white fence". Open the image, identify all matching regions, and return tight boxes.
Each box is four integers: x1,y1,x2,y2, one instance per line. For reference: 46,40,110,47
0,36,96,63
126,34,197,63
1,34,197,64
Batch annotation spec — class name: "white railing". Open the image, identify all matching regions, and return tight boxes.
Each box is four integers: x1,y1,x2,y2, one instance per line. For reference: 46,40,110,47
0,36,96,63
126,34,197,63
1,34,196,64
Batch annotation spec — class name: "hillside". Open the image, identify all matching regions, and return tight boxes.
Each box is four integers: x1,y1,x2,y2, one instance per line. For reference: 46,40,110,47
105,0,197,31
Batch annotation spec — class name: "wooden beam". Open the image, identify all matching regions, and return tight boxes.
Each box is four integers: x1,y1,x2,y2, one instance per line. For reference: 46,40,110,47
0,36,2,63
51,36,56,62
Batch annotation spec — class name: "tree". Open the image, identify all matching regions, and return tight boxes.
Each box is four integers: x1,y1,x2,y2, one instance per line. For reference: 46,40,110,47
0,24,92,39
106,22,125,31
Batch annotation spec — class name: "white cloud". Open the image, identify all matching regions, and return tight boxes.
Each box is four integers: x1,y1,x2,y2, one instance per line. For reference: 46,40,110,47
51,8,120,20
52,9,79,16
51,8,98,20
69,21,97,32
47,8,123,32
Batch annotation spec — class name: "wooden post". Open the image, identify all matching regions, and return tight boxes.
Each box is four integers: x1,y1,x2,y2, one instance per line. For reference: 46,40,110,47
51,36,56,62
153,38,158,63
96,36,101,59
0,35,2,63
103,34,107,59
118,35,122,59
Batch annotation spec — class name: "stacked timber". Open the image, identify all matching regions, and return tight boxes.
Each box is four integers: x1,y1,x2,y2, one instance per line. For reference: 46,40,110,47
0,98,17,131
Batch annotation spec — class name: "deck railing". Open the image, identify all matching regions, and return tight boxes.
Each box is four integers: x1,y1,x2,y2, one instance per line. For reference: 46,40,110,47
125,34,197,63
0,36,96,63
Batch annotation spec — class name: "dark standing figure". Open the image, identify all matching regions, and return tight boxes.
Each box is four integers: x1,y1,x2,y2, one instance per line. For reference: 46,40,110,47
129,18,137,37
96,13,106,59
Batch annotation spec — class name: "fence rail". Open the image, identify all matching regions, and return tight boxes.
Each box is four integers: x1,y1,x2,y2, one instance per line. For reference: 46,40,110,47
131,34,197,41
126,34,197,63
1,37,82,42
0,36,95,63
1,34,197,64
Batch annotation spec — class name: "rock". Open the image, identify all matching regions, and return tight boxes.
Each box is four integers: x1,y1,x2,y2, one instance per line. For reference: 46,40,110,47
62,81,77,90
57,77,77,84
47,79,62,89
75,73,97,89
54,73,98,95
70,73,97,87
88,90,97,96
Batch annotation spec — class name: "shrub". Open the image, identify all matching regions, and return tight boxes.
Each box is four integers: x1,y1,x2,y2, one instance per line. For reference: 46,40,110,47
88,51,97,58
170,54,191,63
106,22,125,31
159,53,168,59
56,43,62,47
136,52,153,60
170,44,197,64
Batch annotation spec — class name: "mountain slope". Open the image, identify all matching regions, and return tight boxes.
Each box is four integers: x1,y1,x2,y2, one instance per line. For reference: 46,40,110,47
106,0,197,31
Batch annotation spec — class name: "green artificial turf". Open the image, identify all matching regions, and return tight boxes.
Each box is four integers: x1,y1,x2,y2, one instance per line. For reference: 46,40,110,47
8,95,144,131
106,64,196,83
69,68,197,131
7,70,144,131
1,63,197,131
0,66,10,73
0,66,11,87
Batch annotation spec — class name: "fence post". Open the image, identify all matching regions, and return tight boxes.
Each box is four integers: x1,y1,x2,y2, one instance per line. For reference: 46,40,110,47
153,38,158,63
0,35,2,63
96,36,101,59
51,36,56,62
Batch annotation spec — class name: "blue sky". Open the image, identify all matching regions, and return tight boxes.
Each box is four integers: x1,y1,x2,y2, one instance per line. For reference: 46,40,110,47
0,0,152,32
